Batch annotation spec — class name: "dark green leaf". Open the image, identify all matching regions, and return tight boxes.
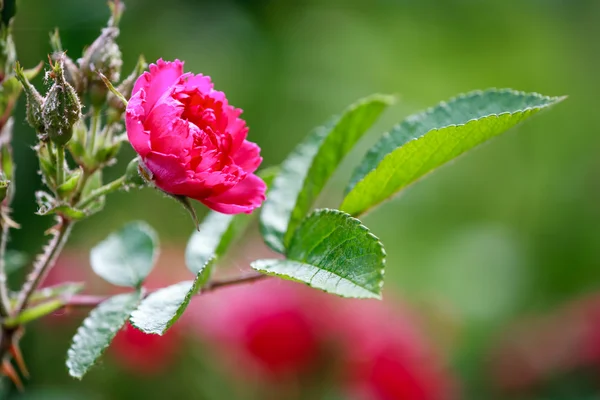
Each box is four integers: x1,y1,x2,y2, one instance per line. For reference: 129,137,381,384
252,209,385,299
341,89,565,216
66,291,142,379
130,277,201,335
90,221,158,287
260,94,393,253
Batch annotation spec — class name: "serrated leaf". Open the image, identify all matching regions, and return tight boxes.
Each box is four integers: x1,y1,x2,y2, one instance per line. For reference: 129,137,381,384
252,209,385,299
260,94,394,253
186,166,280,282
90,221,158,287
130,277,201,335
67,291,142,379
341,89,565,216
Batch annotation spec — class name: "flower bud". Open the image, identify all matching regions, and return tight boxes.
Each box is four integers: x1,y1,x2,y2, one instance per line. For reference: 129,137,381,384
49,30,84,94
14,62,45,134
79,27,122,107
42,56,82,146
107,55,146,123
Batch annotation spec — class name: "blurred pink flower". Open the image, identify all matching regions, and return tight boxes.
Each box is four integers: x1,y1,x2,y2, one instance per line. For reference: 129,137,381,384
126,58,266,214
187,278,457,399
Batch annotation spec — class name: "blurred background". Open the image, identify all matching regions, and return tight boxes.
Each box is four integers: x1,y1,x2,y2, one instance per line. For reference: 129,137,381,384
3,0,600,399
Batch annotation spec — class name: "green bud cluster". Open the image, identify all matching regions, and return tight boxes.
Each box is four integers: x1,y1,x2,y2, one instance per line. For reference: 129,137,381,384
41,56,82,146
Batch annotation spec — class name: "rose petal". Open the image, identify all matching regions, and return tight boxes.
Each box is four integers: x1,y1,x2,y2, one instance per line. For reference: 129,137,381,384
126,90,151,157
200,173,266,214
132,59,184,114
143,151,189,194
233,140,262,174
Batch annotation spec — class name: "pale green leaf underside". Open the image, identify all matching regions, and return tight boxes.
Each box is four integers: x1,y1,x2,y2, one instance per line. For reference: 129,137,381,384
67,291,142,379
130,276,202,335
253,209,385,298
186,166,279,281
341,89,565,216
260,94,394,253
90,221,159,287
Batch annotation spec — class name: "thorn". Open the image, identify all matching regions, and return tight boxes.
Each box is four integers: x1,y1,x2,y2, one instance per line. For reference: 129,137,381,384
9,342,29,379
2,360,23,391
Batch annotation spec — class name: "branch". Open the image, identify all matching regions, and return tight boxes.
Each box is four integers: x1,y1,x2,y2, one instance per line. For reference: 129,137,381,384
65,270,268,309
14,218,73,312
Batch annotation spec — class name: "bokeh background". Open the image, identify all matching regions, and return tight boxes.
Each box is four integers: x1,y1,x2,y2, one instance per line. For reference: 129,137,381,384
3,0,600,399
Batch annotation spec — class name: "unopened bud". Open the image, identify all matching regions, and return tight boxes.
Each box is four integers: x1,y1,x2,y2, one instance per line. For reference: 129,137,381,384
49,30,83,94
42,56,82,146
14,62,45,134
79,27,122,87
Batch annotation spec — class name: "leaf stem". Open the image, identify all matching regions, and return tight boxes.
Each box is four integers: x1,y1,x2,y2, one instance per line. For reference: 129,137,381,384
64,270,268,310
14,218,73,313
55,145,65,187
75,175,125,210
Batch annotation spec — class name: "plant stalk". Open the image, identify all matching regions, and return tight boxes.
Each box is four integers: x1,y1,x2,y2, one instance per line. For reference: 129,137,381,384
55,145,65,187
75,175,125,210
0,221,12,317
14,218,73,313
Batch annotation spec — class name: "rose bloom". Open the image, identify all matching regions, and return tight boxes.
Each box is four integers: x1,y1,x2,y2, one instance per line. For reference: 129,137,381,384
126,59,266,214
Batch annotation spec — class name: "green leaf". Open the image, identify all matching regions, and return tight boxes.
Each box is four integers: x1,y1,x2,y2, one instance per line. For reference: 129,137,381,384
57,168,82,198
80,170,105,215
260,94,394,253
186,166,280,283
66,291,142,379
90,221,158,287
341,89,565,216
130,277,201,335
252,209,385,299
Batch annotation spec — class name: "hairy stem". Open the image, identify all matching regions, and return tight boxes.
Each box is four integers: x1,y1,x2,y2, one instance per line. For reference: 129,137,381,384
0,221,12,317
65,270,268,309
55,145,65,187
14,218,73,313
75,175,124,210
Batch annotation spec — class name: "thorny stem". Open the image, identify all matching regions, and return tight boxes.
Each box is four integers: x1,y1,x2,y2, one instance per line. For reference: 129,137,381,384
14,218,73,313
75,175,124,210
65,270,268,309
0,221,12,317
55,145,65,187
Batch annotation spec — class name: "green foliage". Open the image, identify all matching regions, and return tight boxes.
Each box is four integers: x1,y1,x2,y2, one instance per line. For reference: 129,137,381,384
90,221,158,287
66,291,142,379
260,95,393,253
341,89,565,216
186,166,279,282
130,277,201,335
253,209,385,299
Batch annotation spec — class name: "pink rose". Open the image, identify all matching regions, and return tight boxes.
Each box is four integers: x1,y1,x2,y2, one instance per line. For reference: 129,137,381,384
126,59,266,214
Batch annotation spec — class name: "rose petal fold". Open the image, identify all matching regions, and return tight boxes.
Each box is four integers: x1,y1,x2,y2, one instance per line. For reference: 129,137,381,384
200,173,266,214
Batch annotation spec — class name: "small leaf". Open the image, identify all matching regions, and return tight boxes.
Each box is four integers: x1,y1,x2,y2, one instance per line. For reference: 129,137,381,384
67,291,142,379
90,221,159,287
186,166,280,282
260,94,393,253
341,89,565,216
252,209,385,299
28,282,84,304
80,170,105,215
57,168,82,198
130,277,201,335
